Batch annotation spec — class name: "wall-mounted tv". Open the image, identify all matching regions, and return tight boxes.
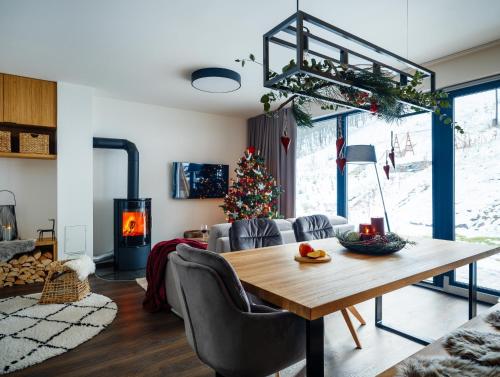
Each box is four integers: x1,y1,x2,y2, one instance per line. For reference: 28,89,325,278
172,162,229,199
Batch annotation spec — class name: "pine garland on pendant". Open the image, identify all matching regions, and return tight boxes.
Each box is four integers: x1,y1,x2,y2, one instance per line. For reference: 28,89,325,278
220,147,283,222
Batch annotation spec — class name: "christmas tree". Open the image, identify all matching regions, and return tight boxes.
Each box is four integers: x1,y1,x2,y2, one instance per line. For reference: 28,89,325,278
221,146,283,222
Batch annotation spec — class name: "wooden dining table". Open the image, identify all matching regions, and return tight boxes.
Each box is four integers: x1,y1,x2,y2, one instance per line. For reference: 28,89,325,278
222,237,500,377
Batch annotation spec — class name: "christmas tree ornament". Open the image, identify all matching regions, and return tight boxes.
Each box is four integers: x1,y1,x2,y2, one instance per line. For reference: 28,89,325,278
388,131,396,168
370,99,378,114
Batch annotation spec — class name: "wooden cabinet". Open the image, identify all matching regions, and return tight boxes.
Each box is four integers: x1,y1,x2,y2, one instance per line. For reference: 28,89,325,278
2,74,57,128
0,74,3,122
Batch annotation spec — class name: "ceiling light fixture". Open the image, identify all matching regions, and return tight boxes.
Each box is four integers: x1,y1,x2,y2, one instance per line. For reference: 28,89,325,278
191,68,241,93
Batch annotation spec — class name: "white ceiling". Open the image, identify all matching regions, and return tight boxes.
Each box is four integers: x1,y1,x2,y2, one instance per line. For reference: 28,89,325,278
1,0,500,118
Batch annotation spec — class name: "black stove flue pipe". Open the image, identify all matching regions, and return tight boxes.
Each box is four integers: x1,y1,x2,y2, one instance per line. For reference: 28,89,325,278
93,137,139,199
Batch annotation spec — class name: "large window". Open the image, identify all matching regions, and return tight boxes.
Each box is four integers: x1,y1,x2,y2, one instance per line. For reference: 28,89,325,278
347,112,432,237
296,117,338,217
453,87,500,291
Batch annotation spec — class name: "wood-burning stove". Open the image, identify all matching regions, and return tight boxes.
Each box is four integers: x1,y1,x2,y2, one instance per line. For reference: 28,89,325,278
93,137,152,272
114,198,151,270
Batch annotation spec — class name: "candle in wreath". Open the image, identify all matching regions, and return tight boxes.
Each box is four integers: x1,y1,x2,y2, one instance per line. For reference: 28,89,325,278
371,217,385,236
359,223,374,240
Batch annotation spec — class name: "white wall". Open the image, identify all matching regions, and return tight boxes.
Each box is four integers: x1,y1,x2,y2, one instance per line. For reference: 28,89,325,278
57,82,94,259
92,97,246,256
427,41,500,89
0,159,56,239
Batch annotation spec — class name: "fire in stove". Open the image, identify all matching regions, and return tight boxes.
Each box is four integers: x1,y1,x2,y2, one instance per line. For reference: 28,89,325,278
122,211,146,237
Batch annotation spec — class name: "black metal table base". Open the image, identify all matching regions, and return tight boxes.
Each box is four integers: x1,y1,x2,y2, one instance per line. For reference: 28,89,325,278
374,262,478,346
306,317,324,377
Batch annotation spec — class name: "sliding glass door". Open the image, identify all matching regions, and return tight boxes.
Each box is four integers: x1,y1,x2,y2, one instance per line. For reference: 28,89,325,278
347,112,433,237
452,85,500,293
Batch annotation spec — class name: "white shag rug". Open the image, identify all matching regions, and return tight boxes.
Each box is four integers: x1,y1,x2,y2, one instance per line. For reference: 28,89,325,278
0,293,117,375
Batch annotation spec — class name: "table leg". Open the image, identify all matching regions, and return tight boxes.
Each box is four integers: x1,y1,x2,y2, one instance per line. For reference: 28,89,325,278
468,262,477,319
306,317,324,377
374,295,432,346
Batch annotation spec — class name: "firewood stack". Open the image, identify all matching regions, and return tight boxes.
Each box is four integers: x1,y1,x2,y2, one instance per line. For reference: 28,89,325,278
0,250,55,288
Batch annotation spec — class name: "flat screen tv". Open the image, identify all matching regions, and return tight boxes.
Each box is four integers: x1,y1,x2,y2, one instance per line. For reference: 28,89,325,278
172,162,229,199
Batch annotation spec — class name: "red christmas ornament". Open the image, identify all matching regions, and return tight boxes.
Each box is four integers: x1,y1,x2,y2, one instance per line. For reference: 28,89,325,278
247,146,256,154
336,136,345,157
280,135,291,154
370,100,378,114
388,131,395,168
383,164,390,179
336,157,347,174
389,148,396,168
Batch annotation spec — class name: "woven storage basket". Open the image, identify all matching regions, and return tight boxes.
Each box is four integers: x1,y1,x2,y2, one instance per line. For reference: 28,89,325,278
19,132,49,155
39,260,91,304
0,130,11,152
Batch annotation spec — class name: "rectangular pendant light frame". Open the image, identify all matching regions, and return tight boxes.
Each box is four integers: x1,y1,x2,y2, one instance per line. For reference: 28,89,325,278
263,11,437,115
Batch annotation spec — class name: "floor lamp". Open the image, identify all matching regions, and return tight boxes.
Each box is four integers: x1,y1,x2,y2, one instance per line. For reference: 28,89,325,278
345,145,391,232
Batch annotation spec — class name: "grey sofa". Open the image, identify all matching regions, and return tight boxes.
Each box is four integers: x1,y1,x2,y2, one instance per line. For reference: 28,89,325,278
208,216,353,253
166,215,353,316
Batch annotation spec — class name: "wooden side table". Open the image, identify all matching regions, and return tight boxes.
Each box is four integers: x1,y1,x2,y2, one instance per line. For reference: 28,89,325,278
183,230,208,243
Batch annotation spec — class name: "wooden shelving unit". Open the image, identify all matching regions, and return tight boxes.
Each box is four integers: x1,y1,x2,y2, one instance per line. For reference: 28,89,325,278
36,237,58,261
0,73,57,160
0,151,56,160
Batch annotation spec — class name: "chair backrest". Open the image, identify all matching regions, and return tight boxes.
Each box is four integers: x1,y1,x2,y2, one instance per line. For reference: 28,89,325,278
293,214,334,242
170,244,251,370
229,218,283,251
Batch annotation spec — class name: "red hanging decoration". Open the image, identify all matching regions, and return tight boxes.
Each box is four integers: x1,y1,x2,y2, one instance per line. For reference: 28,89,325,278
383,164,390,179
336,157,346,174
383,152,390,179
336,119,346,174
336,136,345,157
388,131,396,168
370,99,378,114
281,126,291,154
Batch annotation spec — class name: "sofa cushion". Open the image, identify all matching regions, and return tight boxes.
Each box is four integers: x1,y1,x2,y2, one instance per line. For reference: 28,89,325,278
176,243,250,312
288,215,347,226
274,219,293,231
207,223,232,251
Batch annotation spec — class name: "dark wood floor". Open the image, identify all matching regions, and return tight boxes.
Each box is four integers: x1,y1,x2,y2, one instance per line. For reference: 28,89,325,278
1,276,490,377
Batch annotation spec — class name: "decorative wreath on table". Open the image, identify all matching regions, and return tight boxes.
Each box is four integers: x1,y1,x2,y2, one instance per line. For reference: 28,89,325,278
335,230,416,255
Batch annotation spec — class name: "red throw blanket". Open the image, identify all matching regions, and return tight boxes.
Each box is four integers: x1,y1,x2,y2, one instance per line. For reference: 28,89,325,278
143,238,207,312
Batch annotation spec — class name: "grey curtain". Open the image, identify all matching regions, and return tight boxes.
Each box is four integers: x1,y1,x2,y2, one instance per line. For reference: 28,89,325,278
248,108,297,218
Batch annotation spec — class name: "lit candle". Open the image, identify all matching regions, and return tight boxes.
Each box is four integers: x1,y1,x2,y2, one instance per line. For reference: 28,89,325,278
371,217,385,236
359,223,374,240
2,225,13,241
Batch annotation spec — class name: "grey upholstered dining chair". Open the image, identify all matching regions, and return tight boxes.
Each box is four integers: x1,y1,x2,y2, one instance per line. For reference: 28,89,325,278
293,214,366,349
229,218,283,251
170,244,305,377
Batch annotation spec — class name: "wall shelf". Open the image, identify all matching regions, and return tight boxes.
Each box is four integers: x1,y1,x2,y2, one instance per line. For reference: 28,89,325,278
0,151,56,160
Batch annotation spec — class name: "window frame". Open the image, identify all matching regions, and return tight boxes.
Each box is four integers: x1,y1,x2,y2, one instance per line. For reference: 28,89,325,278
307,77,500,298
